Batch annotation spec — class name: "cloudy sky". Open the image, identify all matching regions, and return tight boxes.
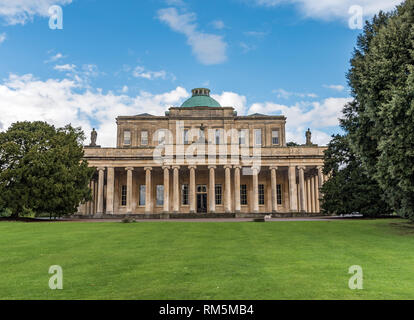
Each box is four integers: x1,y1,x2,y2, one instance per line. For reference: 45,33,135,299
0,0,403,146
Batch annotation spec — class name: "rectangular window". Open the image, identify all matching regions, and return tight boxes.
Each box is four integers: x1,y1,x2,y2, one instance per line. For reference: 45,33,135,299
241,184,248,205
272,130,280,145
183,129,189,144
141,131,148,145
239,129,247,145
215,184,222,205
158,130,165,145
254,129,262,146
123,130,131,145
182,184,189,205
139,185,146,206
277,184,282,205
156,185,164,206
215,129,221,145
259,184,265,205
121,185,127,206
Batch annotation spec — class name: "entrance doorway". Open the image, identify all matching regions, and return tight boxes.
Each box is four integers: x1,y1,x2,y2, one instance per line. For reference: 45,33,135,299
196,185,207,213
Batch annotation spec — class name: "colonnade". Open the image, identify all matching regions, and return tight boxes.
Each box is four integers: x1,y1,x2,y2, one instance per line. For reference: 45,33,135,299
80,165,326,215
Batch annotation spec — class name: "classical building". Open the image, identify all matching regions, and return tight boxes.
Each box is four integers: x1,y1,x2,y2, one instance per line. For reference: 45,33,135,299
78,88,327,217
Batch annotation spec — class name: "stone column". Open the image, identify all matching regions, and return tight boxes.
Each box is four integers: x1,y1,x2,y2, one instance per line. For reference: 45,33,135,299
88,180,93,215
189,165,196,213
162,166,170,213
234,165,241,213
298,166,306,213
288,166,298,212
310,175,316,213
125,167,134,213
306,178,311,213
208,166,216,213
314,173,320,213
172,166,180,213
145,167,152,214
106,167,115,214
270,166,278,213
97,167,105,216
224,165,232,213
252,167,259,213
317,166,324,187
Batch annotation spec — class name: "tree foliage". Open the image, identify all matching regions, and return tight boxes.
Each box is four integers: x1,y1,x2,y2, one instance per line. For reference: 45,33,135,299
344,0,414,219
0,121,94,218
321,135,391,217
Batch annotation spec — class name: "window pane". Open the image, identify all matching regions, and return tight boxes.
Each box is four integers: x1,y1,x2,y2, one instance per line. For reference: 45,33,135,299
156,185,164,206
182,184,189,205
141,131,148,145
239,129,247,145
272,130,279,145
277,184,282,205
259,184,265,205
215,129,220,145
215,184,222,205
183,129,189,144
255,129,262,145
158,131,165,144
241,185,248,205
124,131,131,145
139,185,146,206
121,185,127,206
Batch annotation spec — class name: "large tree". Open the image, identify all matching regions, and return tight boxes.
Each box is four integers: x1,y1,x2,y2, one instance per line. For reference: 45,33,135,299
344,0,414,219
0,121,94,218
321,134,391,217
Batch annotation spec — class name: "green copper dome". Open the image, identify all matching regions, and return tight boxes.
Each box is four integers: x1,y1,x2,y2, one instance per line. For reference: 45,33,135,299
181,88,221,108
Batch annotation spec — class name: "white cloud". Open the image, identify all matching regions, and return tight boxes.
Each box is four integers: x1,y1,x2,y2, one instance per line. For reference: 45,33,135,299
132,66,168,80
0,32,6,44
211,20,225,30
45,52,65,63
0,73,189,147
0,0,72,25
323,84,345,92
252,0,403,20
157,7,228,65
248,97,351,145
212,91,247,115
0,71,347,147
54,64,76,72
244,31,268,38
273,88,317,99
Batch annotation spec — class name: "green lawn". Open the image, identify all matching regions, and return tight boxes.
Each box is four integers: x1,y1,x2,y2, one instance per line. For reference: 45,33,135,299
1,219,414,300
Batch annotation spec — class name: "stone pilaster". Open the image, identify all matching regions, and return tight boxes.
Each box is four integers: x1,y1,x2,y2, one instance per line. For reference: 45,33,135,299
288,166,298,212
234,166,241,213
144,167,152,213
96,167,105,216
224,165,232,213
298,166,306,213
106,167,115,214
208,165,216,213
252,167,259,213
162,166,170,213
189,165,196,213
125,167,134,213
172,166,180,213
270,166,278,213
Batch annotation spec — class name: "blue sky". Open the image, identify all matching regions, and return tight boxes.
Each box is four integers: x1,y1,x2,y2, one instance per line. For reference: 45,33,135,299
0,0,403,146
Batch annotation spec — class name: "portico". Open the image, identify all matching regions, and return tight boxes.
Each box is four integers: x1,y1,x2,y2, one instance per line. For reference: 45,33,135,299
78,88,327,217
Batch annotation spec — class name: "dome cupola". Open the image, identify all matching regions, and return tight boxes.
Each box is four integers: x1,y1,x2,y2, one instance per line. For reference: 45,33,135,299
180,88,221,108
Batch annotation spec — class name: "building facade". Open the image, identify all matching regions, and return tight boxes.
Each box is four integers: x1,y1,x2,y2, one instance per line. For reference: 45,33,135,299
78,88,327,217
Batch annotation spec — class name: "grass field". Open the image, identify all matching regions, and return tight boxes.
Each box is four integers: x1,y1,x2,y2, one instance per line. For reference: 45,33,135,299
1,219,414,300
